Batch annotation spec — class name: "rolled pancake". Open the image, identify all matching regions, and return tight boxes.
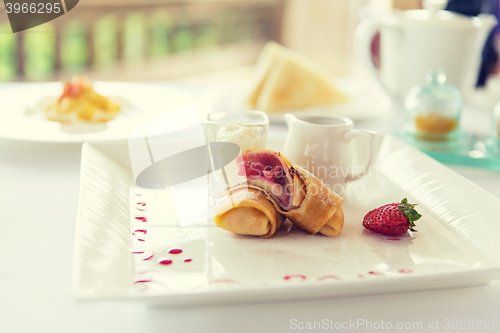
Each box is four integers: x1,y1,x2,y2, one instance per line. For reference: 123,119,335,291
214,187,285,238
319,207,344,237
239,149,344,236
280,165,343,235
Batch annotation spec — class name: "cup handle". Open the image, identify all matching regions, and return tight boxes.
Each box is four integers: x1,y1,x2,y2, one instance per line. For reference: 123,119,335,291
343,130,378,183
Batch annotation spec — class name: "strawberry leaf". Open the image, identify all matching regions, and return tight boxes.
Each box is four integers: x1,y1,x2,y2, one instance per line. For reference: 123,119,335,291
398,198,421,232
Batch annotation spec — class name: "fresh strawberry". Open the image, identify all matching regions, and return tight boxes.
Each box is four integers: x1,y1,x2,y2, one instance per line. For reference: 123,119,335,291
363,198,421,236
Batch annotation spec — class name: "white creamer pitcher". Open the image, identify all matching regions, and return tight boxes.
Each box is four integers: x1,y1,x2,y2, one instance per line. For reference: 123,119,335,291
354,1,496,101
283,113,378,192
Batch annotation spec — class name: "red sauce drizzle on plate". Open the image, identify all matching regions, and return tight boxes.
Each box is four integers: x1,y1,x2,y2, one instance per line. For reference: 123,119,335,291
168,248,182,254
143,252,154,261
184,258,192,262
158,259,172,265
134,216,148,222
368,271,384,276
398,269,414,274
284,275,306,281
132,232,145,242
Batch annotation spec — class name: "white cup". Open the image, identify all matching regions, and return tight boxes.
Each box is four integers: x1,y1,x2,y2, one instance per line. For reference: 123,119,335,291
353,8,496,102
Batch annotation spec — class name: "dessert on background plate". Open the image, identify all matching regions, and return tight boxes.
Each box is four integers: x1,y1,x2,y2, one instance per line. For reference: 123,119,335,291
246,42,350,112
214,149,344,238
32,76,125,123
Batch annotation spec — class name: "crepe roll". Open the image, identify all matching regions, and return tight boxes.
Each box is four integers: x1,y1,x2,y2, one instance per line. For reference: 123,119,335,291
214,187,285,238
319,207,344,237
238,149,344,236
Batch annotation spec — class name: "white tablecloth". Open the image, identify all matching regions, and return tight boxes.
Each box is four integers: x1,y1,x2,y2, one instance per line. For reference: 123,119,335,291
1,82,500,333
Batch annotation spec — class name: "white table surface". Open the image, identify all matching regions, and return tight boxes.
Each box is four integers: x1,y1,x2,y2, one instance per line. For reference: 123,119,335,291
1,82,500,333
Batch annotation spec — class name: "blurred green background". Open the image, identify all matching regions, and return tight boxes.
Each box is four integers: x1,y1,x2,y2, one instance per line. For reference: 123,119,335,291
0,2,272,82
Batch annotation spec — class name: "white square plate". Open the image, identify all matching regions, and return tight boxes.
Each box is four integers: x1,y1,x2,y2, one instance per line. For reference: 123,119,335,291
73,135,500,306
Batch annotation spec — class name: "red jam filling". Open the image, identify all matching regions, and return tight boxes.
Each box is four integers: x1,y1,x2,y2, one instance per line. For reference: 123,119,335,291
239,161,287,186
237,152,293,208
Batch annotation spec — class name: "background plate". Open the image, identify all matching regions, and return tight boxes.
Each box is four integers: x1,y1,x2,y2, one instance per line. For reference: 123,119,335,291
73,135,500,306
0,82,199,143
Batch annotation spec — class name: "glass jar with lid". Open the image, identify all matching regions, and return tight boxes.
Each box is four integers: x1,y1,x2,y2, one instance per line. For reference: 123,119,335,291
404,69,462,141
